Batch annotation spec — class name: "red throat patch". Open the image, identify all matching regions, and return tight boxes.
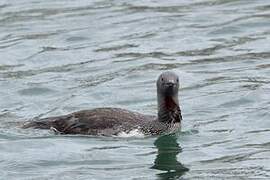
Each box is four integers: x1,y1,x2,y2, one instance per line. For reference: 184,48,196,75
165,97,176,110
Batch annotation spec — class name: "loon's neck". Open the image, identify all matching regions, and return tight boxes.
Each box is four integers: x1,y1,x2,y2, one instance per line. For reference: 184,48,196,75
157,94,182,124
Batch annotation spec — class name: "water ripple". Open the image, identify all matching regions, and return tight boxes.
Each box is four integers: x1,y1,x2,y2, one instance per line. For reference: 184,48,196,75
1,0,270,179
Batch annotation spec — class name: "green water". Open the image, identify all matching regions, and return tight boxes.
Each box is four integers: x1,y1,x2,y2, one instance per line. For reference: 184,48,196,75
1,0,270,179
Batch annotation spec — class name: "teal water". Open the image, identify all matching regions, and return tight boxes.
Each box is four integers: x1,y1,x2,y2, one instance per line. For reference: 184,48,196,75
1,0,270,179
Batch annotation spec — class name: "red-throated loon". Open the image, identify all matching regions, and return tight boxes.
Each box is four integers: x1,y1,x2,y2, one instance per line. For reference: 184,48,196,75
23,71,182,136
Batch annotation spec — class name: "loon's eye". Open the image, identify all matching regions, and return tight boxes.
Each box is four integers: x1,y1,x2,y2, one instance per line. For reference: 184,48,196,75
161,77,164,81
177,78,179,82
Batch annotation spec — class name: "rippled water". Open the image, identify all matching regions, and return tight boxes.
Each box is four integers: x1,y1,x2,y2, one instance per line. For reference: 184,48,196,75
1,0,270,179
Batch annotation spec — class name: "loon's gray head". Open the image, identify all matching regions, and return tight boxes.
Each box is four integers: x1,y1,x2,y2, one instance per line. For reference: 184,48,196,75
157,71,179,97
156,71,181,124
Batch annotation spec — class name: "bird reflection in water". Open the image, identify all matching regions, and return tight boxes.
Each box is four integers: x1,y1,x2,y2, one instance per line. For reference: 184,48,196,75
152,134,189,179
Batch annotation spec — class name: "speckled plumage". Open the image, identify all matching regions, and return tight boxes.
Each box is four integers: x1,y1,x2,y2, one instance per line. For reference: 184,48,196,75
23,71,182,136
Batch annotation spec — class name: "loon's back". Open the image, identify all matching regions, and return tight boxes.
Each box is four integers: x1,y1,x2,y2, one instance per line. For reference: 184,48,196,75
23,108,155,136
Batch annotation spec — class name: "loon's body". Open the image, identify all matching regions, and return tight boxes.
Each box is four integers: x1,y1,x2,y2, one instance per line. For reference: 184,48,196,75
23,71,182,136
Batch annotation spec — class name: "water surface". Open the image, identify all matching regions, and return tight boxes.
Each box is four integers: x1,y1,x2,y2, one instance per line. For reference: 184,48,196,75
1,0,270,179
